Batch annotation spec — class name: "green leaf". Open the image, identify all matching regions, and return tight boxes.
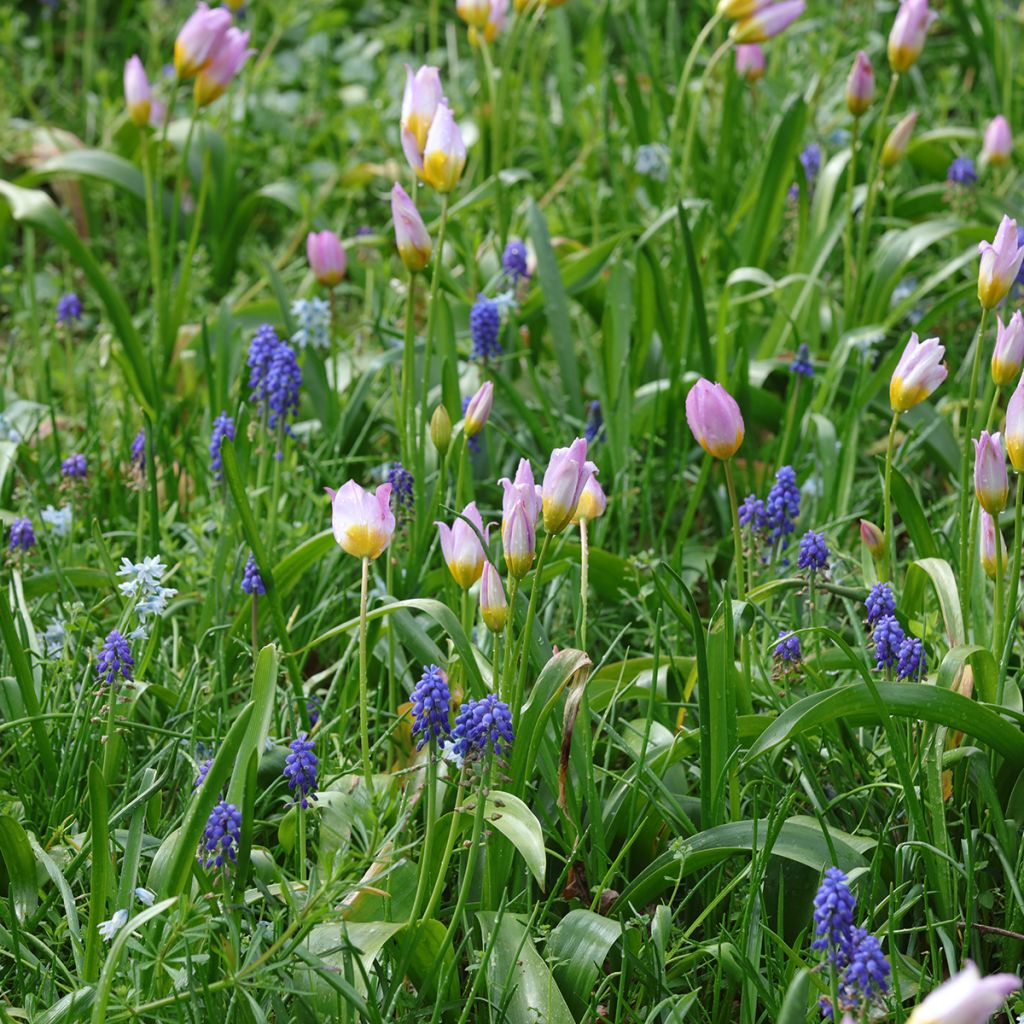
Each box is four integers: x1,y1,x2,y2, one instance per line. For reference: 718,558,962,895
903,558,965,647
484,790,546,888
24,149,151,207
0,815,38,921
546,909,622,1017
890,466,941,561
477,912,575,1024
84,763,111,983
226,645,278,807
777,969,812,1024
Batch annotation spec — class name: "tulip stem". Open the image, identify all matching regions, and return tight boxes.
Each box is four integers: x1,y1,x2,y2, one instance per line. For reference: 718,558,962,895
993,515,1004,674
358,555,373,793
401,272,418,477
678,38,733,200
842,117,861,330
140,132,163,358
406,748,437,937
579,518,590,653
501,576,518,705
882,412,900,582
1004,480,1023,694
959,307,990,633
422,195,450,434
722,459,746,600
512,533,552,732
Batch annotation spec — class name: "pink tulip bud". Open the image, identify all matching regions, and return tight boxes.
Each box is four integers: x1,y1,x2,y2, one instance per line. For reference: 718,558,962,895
436,502,487,589
194,26,253,106
980,511,1006,581
978,215,1024,311
503,499,536,579
401,65,444,161
499,459,541,528
717,0,770,16
735,44,766,84
974,431,1008,514
890,332,946,412
456,0,492,29
541,437,593,534
1006,376,1024,473
463,381,494,438
573,474,607,523
174,2,233,79
685,378,744,460
882,111,918,167
887,0,936,74
992,311,1024,386
983,115,1013,166
390,183,432,273
124,56,152,128
479,562,508,632
859,519,885,559
906,962,1020,1024
306,230,347,287
730,1,806,44
421,102,467,194
330,481,396,560
846,51,875,117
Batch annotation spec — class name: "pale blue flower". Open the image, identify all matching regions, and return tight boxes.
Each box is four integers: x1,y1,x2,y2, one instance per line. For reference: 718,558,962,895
41,504,72,537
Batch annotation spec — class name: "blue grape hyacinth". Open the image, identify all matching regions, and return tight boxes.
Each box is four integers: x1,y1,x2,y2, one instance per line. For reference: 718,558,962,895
283,733,318,808
811,867,857,962
502,238,529,281
947,156,977,186
470,295,502,361
209,412,235,481
896,636,926,680
790,343,814,377
410,664,451,749
96,630,134,686
130,430,146,471
798,530,829,573
739,495,768,531
842,928,890,1004
241,553,265,596
766,466,801,547
199,800,242,870
872,614,905,671
56,292,83,324
584,400,604,445
774,630,802,666
387,462,414,512
451,693,514,760
61,453,87,479
865,582,896,626
8,516,36,552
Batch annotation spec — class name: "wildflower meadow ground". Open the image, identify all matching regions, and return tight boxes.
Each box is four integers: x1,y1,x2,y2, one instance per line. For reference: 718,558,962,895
2,0,1024,1021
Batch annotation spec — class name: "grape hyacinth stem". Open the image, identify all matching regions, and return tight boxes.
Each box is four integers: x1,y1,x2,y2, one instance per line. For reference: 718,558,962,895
358,555,372,792
882,411,899,581
422,765,466,923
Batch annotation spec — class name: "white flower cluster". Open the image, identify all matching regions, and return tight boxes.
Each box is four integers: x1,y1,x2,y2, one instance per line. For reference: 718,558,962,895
117,556,178,622
290,297,331,351
41,504,73,537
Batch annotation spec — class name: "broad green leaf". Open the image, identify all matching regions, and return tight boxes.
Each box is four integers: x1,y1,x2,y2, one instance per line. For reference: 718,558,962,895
485,790,546,888
226,645,278,807
0,815,38,921
546,909,622,1016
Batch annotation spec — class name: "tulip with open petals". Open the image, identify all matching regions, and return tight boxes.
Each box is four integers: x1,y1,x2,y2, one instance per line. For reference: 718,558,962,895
436,503,487,588
503,499,536,579
330,481,395,560
735,44,765,84
907,962,1020,1024
195,27,253,106
306,230,347,287
887,0,936,74
730,1,805,43
846,51,875,117
542,438,594,534
174,2,232,79
124,56,152,127
890,333,947,412
992,312,1024,386
479,562,508,632
978,216,1024,310
685,379,744,459
391,184,432,273
974,431,1008,514
983,116,1012,166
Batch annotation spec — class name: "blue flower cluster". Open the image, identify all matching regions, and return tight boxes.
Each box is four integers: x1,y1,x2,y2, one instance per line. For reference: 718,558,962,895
209,412,235,481
502,239,529,282
790,344,814,378
306,694,321,728
56,292,83,324
247,324,302,456
798,530,829,573
947,156,977,186
411,664,451,749
865,582,895,625
739,495,767,531
470,295,502,361
241,553,265,596
194,757,213,789
810,867,891,1020
387,462,414,511
61,453,87,479
871,613,926,679
8,516,35,552
96,630,134,686
585,400,604,445
740,466,801,553
451,693,514,761
200,800,242,870
283,733,318,808
131,430,146,471
774,630,802,666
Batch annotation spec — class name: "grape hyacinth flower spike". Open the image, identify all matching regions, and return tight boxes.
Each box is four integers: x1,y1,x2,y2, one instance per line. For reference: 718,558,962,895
410,665,451,749
283,733,318,808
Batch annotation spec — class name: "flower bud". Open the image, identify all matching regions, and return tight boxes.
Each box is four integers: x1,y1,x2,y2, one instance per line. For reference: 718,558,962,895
503,499,536,579
1006,376,1024,473
420,102,467,194
390,183,432,273
978,215,1024,311
306,230,347,287
974,431,1009,514
983,115,1013,166
992,311,1024,386
463,381,494,438
685,378,744,459
124,56,152,127
845,51,875,117
174,2,232,80
480,562,508,633
905,960,1020,1024
859,519,885,559
436,503,487,589
456,0,491,29
194,27,254,107
980,511,1006,581
887,0,936,74
730,1,806,43
734,44,766,84
430,405,452,456
882,111,918,168
572,474,607,523
542,437,593,534
890,332,946,412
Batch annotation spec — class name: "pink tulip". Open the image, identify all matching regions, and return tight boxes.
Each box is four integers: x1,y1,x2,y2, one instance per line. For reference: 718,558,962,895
479,562,508,632
983,115,1012,166
124,56,152,128
541,437,594,534
174,2,233,79
306,230,347,287
991,311,1024,386
1006,375,1024,473
436,502,487,589
194,27,253,106
730,1,806,44
973,431,1008,514
735,44,766,84
391,183,432,273
906,962,1020,1024
401,65,444,168
329,481,395,560
573,474,607,523
499,459,542,528
463,381,494,438
420,102,467,194
846,51,875,117
503,499,536,579
717,0,771,16
978,215,1024,310
890,332,946,412
887,0,936,74
980,511,1006,581
685,379,744,459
